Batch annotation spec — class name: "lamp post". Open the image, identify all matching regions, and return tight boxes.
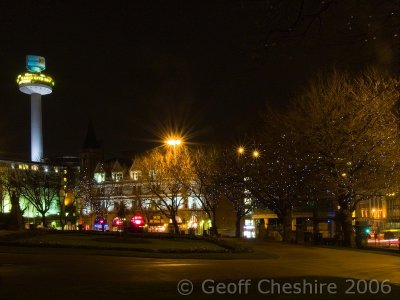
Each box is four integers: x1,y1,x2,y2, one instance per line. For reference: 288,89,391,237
252,150,260,158
237,146,245,155
236,146,260,159
166,138,182,150
234,145,262,238
165,138,182,157
164,136,184,234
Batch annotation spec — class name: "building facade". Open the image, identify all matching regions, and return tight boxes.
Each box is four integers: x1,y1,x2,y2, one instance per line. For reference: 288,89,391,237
0,158,79,229
80,159,212,234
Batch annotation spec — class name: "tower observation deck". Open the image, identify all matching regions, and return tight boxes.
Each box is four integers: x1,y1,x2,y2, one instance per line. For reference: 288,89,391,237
16,55,54,162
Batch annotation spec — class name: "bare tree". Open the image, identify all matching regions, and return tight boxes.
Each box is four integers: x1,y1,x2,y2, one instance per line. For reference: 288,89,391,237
76,172,96,229
131,181,155,225
247,126,312,242
216,148,255,238
96,179,118,221
114,200,128,218
0,167,26,230
191,147,223,236
285,68,400,246
10,166,61,228
0,171,5,214
133,146,193,234
263,0,335,47
56,188,77,231
56,188,67,230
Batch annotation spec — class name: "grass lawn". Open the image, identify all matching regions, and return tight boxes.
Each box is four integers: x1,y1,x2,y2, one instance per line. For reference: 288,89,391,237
14,233,225,251
0,230,279,259
0,231,223,250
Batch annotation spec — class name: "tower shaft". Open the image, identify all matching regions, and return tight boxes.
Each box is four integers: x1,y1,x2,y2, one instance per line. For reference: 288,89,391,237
17,55,54,162
30,93,43,162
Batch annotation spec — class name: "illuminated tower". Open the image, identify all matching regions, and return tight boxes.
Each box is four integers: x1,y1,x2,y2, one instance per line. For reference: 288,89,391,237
16,55,54,162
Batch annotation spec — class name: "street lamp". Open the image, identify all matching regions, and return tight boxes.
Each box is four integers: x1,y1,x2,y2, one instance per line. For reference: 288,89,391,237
252,150,260,158
237,146,245,155
165,137,183,157
166,139,182,146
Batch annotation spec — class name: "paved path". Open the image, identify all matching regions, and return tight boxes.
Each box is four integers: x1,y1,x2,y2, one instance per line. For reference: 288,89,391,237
0,242,399,299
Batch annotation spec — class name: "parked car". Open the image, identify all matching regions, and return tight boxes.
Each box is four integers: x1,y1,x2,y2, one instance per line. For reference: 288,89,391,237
93,216,109,231
128,214,145,232
112,217,126,232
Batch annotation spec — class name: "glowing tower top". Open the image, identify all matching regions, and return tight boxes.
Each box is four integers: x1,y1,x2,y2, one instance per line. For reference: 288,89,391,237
17,55,54,95
17,55,55,162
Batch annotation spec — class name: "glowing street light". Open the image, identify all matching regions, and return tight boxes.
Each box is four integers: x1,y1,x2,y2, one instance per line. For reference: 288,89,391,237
166,139,182,146
165,137,183,157
252,150,260,158
237,146,245,155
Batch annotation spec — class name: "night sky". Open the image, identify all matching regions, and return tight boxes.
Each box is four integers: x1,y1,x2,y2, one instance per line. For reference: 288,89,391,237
0,0,398,160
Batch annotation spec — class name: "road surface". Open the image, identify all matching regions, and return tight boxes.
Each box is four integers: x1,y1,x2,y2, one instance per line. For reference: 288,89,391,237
0,242,399,299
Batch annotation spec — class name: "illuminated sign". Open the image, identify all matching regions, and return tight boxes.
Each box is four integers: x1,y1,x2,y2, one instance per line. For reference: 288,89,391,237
26,55,46,73
112,217,125,226
131,214,145,227
94,216,106,225
17,72,54,87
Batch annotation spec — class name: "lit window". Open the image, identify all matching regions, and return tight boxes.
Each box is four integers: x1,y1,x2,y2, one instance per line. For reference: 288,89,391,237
243,219,255,238
245,219,254,226
112,172,123,182
94,172,105,183
244,197,252,205
130,171,141,181
243,230,255,238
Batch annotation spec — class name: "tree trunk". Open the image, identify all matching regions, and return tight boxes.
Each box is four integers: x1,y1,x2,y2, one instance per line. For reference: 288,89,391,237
341,208,355,247
59,208,65,230
235,214,242,238
60,218,65,230
211,212,219,237
171,216,180,234
41,213,47,228
282,207,293,242
257,219,267,239
10,192,24,230
313,211,321,244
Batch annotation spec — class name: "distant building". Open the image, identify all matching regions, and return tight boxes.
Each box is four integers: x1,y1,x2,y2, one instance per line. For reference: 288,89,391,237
355,195,400,236
0,158,79,229
79,158,212,234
